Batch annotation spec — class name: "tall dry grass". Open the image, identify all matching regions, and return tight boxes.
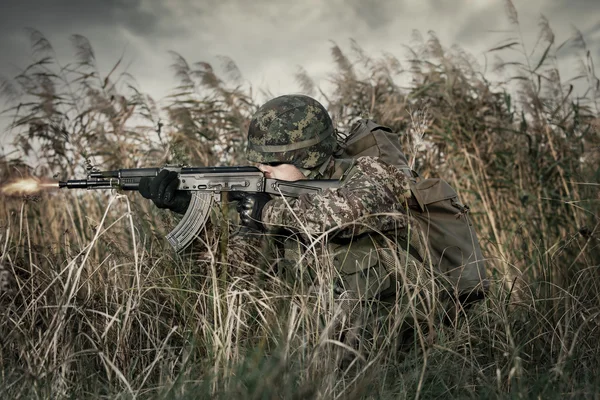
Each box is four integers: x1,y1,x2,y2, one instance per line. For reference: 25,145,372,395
0,4,599,399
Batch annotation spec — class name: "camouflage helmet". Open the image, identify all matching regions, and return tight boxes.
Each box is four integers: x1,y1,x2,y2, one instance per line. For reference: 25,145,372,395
246,94,337,169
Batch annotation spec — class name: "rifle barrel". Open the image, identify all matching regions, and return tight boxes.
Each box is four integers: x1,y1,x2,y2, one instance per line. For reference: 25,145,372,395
59,179,122,189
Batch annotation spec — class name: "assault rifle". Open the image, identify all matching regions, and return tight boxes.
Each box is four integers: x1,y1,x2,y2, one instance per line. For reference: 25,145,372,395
59,166,340,252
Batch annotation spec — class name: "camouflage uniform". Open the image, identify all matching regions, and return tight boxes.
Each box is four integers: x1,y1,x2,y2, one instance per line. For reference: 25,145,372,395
226,157,429,322
224,96,431,316
143,94,483,356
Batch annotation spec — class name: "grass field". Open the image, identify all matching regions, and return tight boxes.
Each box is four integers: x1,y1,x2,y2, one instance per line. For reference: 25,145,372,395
1,5,599,398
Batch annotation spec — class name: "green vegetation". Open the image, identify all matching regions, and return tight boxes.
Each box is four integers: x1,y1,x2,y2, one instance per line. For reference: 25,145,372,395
0,5,598,399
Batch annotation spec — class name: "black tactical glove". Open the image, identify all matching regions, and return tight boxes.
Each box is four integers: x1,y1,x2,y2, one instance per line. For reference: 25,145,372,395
139,170,191,215
228,191,272,232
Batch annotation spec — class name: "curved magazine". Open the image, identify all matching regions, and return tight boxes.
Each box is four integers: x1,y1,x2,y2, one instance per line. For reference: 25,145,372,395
166,192,214,252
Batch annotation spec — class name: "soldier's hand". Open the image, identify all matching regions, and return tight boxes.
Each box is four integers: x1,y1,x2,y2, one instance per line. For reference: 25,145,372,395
139,170,191,215
228,191,271,232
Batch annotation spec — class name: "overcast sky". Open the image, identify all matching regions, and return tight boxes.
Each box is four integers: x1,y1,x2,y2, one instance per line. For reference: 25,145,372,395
0,0,598,117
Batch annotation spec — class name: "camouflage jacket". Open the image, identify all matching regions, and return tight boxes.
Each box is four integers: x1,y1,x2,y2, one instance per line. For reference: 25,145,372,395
224,156,429,293
263,156,413,239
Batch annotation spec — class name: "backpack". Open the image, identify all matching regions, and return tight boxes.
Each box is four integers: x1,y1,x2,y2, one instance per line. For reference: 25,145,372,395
339,119,489,298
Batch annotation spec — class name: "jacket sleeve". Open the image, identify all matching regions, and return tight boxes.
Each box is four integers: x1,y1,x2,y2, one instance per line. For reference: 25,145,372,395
261,157,413,239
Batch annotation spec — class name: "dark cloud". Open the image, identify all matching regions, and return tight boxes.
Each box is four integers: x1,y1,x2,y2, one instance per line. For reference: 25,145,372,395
546,0,600,19
0,0,597,104
0,0,182,37
344,0,400,31
0,0,197,99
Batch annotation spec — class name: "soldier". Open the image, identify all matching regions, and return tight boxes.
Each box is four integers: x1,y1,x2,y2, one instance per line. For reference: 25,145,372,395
140,94,487,354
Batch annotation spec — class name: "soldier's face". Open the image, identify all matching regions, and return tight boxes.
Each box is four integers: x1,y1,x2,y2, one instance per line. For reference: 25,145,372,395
258,163,306,181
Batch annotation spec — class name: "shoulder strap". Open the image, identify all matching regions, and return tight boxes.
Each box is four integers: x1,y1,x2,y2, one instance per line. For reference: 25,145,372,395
341,119,414,173
344,119,392,148
330,158,355,180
